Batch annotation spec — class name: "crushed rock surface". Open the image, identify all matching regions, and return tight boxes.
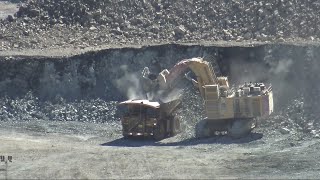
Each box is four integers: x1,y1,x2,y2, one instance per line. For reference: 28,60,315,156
1,0,320,51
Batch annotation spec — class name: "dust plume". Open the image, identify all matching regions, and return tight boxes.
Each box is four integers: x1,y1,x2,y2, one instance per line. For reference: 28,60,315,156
228,55,293,83
228,54,296,111
115,65,145,100
159,88,183,103
270,59,293,74
228,59,270,84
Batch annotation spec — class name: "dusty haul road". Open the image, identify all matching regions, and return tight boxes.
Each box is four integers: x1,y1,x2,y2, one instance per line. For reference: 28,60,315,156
0,120,319,179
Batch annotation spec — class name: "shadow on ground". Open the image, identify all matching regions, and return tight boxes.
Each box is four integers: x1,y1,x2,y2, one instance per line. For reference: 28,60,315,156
101,132,263,147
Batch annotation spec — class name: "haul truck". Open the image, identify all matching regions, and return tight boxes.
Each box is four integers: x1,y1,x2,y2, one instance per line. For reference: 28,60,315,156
118,99,181,140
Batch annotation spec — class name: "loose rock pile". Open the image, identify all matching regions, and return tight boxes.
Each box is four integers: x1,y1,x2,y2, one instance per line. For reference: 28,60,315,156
173,83,205,140
0,92,121,123
1,0,320,50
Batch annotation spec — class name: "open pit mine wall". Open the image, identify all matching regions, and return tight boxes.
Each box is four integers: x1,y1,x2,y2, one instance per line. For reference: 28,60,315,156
0,44,319,123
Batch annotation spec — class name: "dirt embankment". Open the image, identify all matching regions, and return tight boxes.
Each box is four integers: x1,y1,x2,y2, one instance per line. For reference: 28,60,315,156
1,0,320,51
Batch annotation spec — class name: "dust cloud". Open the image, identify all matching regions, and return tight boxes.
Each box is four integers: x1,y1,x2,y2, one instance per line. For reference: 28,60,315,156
114,65,145,100
270,59,293,74
159,88,183,103
228,55,293,85
115,64,187,103
228,59,270,85
227,53,296,112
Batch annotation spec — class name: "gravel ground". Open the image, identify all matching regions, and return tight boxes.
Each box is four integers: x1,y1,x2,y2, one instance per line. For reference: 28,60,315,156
0,120,319,179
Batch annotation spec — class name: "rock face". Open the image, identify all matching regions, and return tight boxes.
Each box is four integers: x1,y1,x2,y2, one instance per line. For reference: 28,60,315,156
1,0,320,50
0,44,320,137
0,45,217,124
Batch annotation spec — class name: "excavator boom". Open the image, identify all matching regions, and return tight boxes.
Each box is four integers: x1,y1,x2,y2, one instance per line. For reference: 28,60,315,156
157,58,222,97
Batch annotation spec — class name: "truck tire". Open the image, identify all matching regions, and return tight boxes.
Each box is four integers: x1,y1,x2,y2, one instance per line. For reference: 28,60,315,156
153,121,166,140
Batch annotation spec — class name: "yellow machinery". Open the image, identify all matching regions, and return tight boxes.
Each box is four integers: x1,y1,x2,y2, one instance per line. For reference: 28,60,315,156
119,57,273,139
155,57,273,138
